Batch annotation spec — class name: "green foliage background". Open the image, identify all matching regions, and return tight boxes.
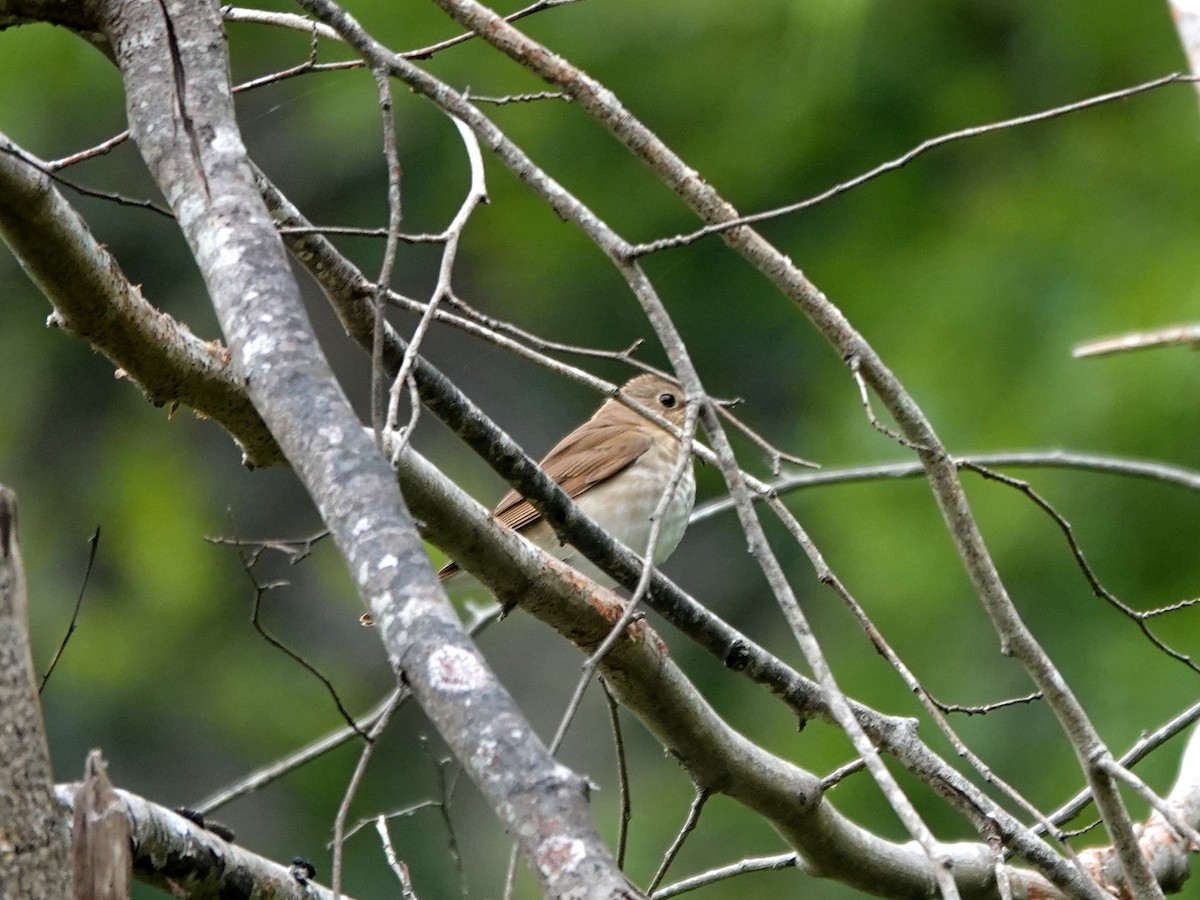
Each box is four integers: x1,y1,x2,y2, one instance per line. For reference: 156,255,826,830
1,1,1199,897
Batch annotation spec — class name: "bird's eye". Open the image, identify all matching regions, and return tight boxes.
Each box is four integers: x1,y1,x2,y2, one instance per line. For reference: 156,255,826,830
659,392,678,409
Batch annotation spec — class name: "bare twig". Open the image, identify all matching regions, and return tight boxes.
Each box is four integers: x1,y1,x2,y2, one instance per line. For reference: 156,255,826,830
375,816,420,899
849,355,930,452
46,130,132,171
224,512,368,740
472,90,570,105
419,739,469,898
332,692,402,896
401,0,583,60
1074,323,1200,358
963,462,1200,674
600,679,633,869
713,402,819,474
195,689,400,816
205,529,331,566
690,451,1200,524
385,115,488,452
820,759,867,792
931,691,1043,716
195,604,497,816
651,853,800,899
629,73,1197,256
648,789,710,894
370,66,404,444
221,6,344,42
39,526,100,693
344,799,438,842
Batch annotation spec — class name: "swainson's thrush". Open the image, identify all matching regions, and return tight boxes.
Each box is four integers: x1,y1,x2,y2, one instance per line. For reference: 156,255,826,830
439,374,696,587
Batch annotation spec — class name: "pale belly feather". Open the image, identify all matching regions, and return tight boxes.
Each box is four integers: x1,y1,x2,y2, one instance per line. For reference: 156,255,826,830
521,443,696,587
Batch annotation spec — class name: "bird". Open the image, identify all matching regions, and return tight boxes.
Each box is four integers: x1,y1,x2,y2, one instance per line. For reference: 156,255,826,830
438,373,697,589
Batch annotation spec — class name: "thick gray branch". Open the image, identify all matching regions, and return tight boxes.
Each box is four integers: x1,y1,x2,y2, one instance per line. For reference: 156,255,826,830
0,137,281,467
69,2,633,896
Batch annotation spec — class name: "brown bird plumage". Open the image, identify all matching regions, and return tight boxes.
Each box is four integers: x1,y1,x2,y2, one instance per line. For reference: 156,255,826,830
439,373,696,586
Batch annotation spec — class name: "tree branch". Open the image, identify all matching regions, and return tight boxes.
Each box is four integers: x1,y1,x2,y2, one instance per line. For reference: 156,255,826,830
0,136,281,467
413,3,1162,893
68,2,635,895
53,781,352,899
385,437,1113,900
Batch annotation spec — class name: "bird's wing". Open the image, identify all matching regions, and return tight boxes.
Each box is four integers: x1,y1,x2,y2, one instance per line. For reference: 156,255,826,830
436,423,652,580
493,423,653,533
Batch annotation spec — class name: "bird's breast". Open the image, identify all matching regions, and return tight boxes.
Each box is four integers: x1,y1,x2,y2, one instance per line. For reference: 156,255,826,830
572,439,696,565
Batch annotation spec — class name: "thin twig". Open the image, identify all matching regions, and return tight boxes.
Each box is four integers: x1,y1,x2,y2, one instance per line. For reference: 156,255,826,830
246,577,369,741
232,15,324,91
501,842,520,900
194,603,498,816
419,739,469,898
371,66,404,445
205,529,330,566
600,679,632,869
332,692,402,897
714,402,819,474
690,451,1200,524
931,691,1043,716
1073,323,1200,358
194,689,401,815
401,0,583,60
849,355,930,451
46,131,132,171
278,224,445,241
39,526,100,693
344,799,439,842
651,853,800,899
963,462,1200,674
375,816,420,899
219,510,368,740
629,73,1197,256
472,91,570,104
439,292,647,364
819,759,867,792
648,789,710,894
221,6,345,41
385,115,488,453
